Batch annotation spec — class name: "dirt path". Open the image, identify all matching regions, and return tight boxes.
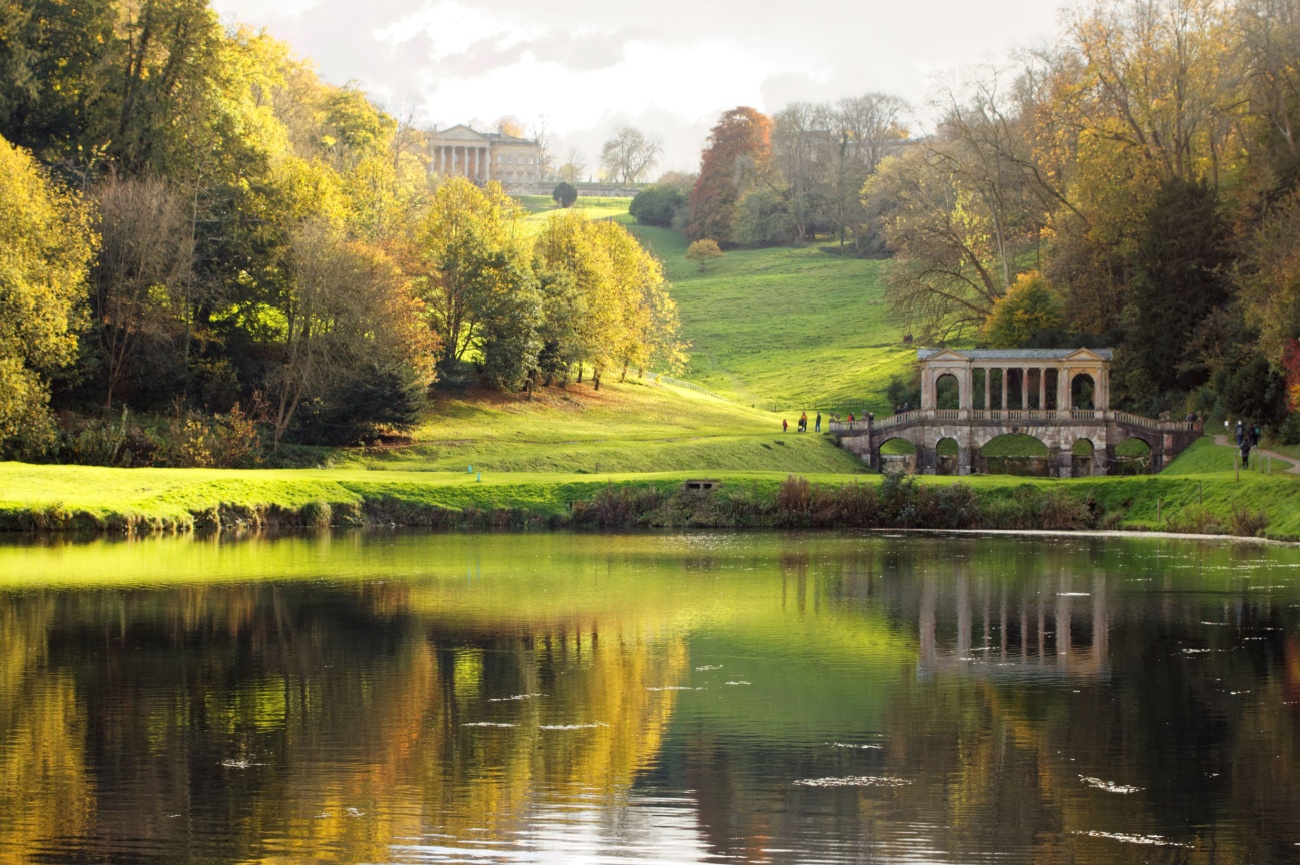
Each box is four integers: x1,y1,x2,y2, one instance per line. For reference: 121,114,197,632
1212,434,1300,475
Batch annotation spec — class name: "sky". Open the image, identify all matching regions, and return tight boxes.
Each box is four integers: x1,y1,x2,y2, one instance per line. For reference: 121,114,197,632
208,0,1065,176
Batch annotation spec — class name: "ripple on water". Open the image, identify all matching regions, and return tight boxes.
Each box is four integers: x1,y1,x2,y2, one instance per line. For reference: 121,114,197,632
794,776,911,788
1080,776,1142,794
1074,830,1191,847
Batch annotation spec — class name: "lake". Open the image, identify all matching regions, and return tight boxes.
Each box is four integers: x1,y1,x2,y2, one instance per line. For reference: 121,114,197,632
1,530,1298,863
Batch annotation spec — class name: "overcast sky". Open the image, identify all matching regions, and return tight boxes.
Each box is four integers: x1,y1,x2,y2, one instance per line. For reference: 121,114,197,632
209,0,1065,176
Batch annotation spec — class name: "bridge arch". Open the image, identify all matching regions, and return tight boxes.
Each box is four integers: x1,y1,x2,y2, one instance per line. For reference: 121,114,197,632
976,433,1050,477
1112,434,1153,475
936,437,960,475
1070,372,1096,410
876,435,918,473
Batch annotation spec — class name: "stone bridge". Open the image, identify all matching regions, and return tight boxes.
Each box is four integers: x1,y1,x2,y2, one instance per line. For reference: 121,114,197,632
830,348,1202,476
831,408,1201,476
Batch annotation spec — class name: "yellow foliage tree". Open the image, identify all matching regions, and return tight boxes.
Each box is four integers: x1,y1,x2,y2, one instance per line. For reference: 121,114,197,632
0,136,95,455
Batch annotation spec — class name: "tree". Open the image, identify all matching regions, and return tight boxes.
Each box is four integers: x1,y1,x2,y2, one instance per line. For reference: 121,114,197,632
268,220,435,446
1121,178,1232,398
982,271,1065,347
600,126,661,185
0,135,95,454
557,147,587,183
629,184,686,227
415,177,535,382
90,175,194,410
552,182,578,208
772,102,832,242
685,239,724,272
688,107,772,244
866,147,1011,341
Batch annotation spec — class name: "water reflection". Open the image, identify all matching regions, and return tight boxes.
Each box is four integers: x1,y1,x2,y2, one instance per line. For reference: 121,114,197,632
0,532,1297,863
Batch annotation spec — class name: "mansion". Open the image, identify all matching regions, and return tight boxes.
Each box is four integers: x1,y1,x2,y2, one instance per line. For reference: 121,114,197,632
427,124,542,188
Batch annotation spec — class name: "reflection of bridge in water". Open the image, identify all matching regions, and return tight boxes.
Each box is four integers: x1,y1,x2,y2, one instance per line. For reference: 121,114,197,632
832,348,1201,475
918,571,1110,680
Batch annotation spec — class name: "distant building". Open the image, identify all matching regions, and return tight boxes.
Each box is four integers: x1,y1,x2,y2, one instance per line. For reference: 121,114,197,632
426,124,542,188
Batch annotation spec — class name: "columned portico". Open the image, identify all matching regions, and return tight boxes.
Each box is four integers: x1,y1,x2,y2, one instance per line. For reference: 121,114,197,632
919,348,1113,413
841,348,1199,478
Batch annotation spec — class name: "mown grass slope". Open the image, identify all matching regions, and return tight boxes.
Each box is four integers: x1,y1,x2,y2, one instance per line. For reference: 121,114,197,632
625,226,912,416
337,377,865,475
518,196,913,414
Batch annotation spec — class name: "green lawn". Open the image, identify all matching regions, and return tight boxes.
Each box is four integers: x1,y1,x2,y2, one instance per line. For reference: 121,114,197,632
335,377,864,475
630,226,913,416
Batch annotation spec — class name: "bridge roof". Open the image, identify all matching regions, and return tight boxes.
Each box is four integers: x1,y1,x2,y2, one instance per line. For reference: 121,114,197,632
917,348,1114,361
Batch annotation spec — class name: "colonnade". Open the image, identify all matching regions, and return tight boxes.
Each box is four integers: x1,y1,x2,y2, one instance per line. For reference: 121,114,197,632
433,145,491,181
919,361,1110,411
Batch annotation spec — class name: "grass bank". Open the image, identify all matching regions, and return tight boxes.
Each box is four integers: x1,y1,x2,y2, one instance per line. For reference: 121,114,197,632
5,438,1299,539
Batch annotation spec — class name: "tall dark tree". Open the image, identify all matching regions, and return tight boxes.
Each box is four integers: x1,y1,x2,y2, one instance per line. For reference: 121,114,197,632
1122,179,1233,397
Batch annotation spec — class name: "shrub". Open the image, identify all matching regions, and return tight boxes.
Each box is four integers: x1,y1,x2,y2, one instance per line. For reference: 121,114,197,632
685,239,724,272
629,184,686,227
552,182,578,208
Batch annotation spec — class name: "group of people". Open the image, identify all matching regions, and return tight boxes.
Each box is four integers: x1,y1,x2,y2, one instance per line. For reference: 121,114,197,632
1235,419,1262,463
783,412,823,433
782,410,881,432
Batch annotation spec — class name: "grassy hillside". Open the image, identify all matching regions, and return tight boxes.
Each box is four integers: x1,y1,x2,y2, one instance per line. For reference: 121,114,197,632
635,227,913,416
337,377,864,475
516,196,913,414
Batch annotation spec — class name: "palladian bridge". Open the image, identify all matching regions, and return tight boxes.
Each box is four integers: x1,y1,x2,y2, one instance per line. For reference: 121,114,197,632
831,349,1202,476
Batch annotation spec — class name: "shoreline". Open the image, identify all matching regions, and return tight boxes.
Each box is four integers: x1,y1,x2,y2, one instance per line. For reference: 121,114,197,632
4,461,1300,541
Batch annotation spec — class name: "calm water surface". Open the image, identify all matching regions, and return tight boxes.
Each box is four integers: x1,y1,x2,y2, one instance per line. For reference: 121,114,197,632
2,530,1300,863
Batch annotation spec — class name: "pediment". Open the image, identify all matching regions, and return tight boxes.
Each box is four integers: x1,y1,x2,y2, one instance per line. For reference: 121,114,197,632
920,349,969,363
1062,348,1108,362
435,125,487,141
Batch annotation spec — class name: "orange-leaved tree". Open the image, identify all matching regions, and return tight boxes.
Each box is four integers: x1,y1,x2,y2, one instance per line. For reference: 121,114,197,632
687,107,772,245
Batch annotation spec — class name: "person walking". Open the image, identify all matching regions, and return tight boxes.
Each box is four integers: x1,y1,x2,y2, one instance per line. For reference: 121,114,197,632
800,411,808,432
814,412,821,433
782,418,788,433
1252,423,1262,448
1241,435,1252,469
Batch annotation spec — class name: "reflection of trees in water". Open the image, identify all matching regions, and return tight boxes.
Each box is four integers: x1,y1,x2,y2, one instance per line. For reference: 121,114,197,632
0,598,94,860
4,584,688,863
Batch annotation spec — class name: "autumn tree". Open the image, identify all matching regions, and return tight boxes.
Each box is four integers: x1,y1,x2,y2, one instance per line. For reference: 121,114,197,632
599,126,661,185
90,175,194,410
415,177,535,380
687,107,772,244
686,239,724,272
0,136,95,455
982,271,1065,347
268,220,435,445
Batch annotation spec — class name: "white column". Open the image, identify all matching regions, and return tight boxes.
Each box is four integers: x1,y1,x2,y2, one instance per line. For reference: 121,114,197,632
1021,369,1029,409
483,147,491,181
1038,368,1046,410
1001,368,1008,409
983,367,990,410
1062,367,1071,409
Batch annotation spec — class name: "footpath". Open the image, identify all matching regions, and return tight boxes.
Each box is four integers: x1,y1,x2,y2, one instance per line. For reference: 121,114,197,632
1212,435,1300,475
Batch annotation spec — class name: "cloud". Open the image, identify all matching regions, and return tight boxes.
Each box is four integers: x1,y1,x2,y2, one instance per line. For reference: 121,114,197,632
210,0,1063,173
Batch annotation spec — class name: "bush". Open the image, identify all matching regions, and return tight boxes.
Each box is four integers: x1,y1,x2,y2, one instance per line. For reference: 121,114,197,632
552,182,578,208
629,184,686,227
685,239,724,272
293,363,425,446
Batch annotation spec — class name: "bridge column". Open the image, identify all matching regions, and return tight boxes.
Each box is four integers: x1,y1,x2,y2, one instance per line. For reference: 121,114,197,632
958,444,975,476
1049,446,1072,479
916,442,937,475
